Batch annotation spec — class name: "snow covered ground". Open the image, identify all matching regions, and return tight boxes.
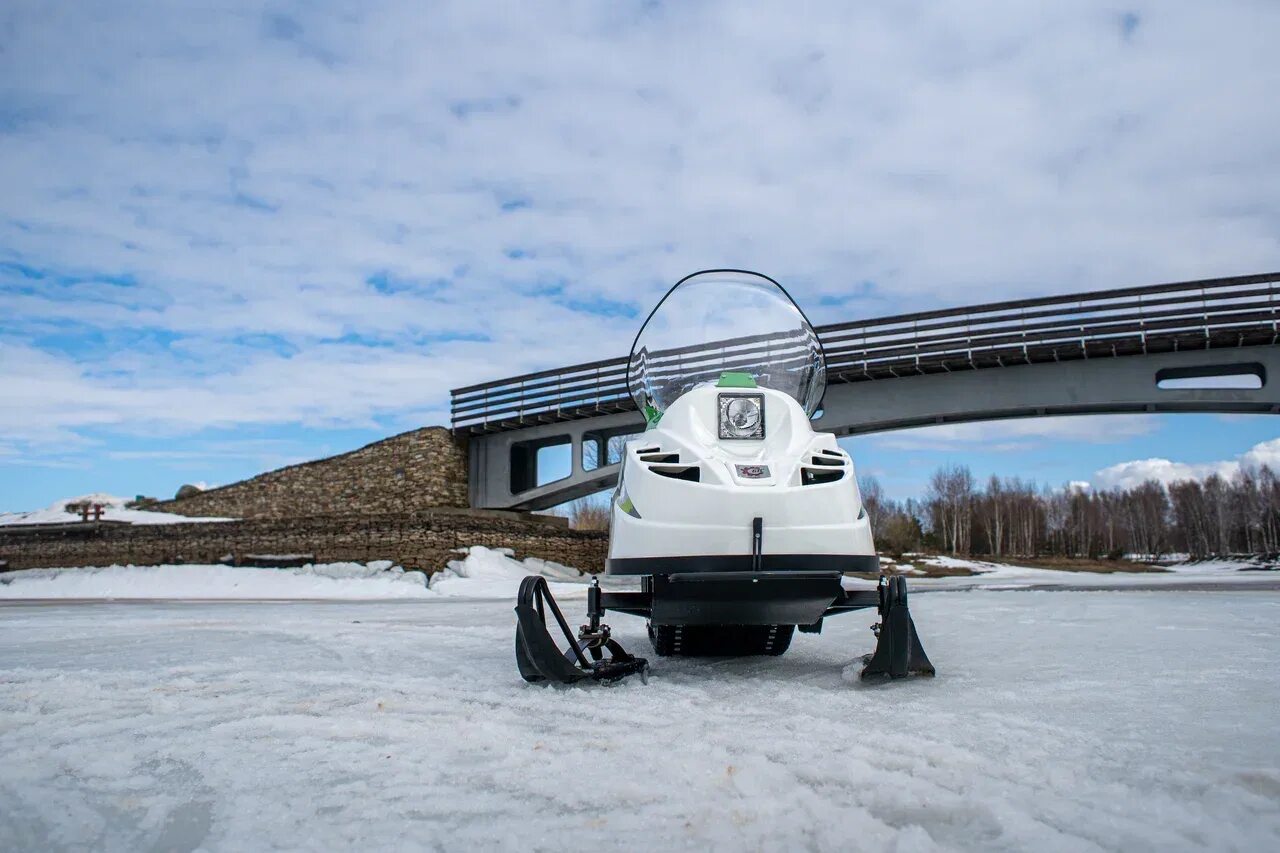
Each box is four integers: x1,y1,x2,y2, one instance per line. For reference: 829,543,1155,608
884,554,1280,590
1,590,1278,851
0,493,233,526
0,547,588,601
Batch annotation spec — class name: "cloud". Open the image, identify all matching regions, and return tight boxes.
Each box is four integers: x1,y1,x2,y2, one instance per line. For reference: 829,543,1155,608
870,415,1157,452
1,0,1279,471
1093,437,1280,489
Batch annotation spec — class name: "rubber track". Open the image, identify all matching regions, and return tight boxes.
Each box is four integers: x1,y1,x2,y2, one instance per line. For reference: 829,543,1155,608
648,623,795,657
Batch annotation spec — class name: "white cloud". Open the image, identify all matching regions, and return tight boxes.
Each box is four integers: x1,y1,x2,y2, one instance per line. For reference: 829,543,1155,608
1,1,1279,467
870,415,1157,452
1093,437,1280,489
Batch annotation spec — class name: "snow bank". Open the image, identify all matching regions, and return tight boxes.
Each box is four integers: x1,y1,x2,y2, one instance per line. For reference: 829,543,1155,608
428,546,589,598
0,547,590,600
0,493,234,526
872,553,1280,590
0,561,433,600
5,544,1273,602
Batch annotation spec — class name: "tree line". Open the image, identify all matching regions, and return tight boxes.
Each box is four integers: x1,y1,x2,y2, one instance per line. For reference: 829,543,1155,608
860,464,1280,559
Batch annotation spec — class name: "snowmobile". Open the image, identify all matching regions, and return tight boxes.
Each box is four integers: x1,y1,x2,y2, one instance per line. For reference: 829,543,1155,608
515,270,933,684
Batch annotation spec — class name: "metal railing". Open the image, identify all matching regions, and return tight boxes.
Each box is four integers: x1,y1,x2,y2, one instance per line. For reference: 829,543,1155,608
451,272,1280,433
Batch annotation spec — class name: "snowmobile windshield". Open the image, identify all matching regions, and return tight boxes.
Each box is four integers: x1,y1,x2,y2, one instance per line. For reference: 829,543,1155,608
628,270,827,418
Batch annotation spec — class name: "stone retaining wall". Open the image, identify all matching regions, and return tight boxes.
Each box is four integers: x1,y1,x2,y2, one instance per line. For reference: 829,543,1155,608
0,510,608,574
154,427,469,519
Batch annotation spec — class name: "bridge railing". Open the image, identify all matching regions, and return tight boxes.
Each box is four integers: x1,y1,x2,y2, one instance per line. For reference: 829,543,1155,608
451,272,1280,433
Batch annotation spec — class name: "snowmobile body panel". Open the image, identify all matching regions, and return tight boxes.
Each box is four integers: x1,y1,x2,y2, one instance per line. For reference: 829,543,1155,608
608,385,875,562
607,384,878,630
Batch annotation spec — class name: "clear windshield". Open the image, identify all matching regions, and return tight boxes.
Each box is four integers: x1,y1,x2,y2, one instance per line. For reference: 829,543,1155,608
628,270,827,417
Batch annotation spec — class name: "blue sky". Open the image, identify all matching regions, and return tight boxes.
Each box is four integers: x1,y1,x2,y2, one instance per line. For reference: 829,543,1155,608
2,1,1280,510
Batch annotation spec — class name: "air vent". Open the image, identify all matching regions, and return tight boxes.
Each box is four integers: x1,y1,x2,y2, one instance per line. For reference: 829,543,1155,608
650,465,701,482
818,449,843,458
640,452,680,464
801,467,844,485
809,455,843,467
636,446,661,455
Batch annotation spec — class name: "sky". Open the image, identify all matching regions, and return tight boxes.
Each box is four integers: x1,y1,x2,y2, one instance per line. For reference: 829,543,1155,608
2,1,1279,511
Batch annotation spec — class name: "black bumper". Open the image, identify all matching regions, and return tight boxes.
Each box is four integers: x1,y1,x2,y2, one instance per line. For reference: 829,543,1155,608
606,553,880,576
600,569,883,627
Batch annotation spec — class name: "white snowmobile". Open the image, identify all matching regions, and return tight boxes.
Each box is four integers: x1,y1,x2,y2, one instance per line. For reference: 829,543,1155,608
514,270,933,684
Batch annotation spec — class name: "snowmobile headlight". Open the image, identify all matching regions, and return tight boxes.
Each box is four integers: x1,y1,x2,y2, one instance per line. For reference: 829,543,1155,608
718,393,764,440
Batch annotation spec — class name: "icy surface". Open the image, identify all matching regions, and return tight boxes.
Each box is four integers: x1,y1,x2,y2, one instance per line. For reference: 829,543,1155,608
2,591,1279,851
0,493,234,526
0,548,586,600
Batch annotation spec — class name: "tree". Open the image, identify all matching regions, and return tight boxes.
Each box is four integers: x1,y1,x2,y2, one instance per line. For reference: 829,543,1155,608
925,465,974,554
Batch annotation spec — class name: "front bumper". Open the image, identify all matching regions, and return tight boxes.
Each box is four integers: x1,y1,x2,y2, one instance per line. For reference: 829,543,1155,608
599,567,884,627
606,553,880,576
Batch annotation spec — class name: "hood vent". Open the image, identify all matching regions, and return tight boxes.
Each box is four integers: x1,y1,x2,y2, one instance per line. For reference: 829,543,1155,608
801,451,847,485
650,465,701,482
639,448,701,482
801,467,844,485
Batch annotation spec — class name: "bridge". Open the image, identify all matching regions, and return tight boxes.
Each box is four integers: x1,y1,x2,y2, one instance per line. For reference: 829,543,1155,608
452,272,1280,510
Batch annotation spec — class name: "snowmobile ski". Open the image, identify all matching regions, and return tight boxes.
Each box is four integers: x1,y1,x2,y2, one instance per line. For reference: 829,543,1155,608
515,575,649,685
859,575,935,679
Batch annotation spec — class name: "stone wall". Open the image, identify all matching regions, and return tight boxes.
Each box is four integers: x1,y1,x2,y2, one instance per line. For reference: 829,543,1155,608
155,427,469,519
0,511,608,574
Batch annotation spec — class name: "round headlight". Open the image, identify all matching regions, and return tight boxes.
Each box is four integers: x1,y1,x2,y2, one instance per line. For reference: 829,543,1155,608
719,393,765,439
728,398,760,431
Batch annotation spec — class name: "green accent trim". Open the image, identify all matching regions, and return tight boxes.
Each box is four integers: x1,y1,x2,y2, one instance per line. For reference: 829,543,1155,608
643,403,663,426
617,490,641,519
716,371,758,389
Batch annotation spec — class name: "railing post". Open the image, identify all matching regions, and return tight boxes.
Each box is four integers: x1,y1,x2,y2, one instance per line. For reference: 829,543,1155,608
1271,281,1277,343
965,311,972,366
1202,286,1210,347
1139,292,1147,354
913,318,919,371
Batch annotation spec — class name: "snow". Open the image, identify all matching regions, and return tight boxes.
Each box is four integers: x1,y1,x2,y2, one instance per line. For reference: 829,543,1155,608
0,547,588,601
2,590,1278,850
428,546,589,598
877,555,1280,590
5,548,1278,603
0,493,234,526
0,562,433,600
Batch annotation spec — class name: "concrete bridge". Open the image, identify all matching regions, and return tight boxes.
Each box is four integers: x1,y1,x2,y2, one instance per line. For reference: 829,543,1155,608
452,272,1280,510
